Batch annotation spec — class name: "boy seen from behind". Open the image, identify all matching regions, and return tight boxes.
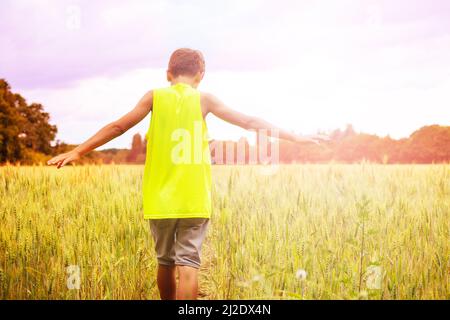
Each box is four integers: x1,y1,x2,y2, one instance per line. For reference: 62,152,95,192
47,48,328,300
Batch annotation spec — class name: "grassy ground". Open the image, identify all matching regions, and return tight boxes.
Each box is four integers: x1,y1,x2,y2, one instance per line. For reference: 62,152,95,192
0,164,448,299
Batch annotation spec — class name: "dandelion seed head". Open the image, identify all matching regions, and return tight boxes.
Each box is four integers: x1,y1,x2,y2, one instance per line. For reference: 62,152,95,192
295,269,307,281
252,274,263,282
366,265,382,290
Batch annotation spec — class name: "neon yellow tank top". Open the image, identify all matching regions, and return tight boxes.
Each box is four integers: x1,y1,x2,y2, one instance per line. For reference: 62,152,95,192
143,82,212,219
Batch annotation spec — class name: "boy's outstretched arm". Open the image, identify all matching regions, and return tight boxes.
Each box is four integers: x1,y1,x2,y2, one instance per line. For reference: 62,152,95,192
47,90,153,168
201,92,328,144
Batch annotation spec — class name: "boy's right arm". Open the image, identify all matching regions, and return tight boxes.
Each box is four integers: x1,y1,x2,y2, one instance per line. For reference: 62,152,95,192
47,90,153,168
201,92,328,144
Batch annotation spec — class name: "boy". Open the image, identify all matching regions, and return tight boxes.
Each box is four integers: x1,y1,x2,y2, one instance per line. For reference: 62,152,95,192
47,48,327,300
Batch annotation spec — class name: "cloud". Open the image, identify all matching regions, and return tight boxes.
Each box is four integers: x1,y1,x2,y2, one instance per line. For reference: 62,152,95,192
4,0,449,89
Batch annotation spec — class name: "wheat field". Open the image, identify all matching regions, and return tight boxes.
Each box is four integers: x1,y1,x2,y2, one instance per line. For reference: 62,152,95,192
0,164,448,300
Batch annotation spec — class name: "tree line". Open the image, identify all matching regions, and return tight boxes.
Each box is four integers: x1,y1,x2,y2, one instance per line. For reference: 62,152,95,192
1,79,449,165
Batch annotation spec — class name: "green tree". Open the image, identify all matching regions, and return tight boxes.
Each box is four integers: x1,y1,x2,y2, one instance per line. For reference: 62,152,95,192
0,79,57,163
404,125,450,163
18,102,57,154
0,80,26,162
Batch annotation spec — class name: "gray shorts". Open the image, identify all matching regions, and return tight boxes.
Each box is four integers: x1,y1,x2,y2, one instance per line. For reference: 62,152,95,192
149,218,210,269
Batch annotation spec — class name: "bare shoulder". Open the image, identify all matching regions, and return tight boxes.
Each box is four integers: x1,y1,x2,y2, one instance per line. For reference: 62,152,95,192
200,91,224,106
143,89,154,101
200,91,216,104
139,90,154,111
200,91,220,116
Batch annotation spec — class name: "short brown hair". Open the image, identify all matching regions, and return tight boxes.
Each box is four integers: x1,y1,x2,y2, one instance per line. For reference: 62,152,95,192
168,48,205,77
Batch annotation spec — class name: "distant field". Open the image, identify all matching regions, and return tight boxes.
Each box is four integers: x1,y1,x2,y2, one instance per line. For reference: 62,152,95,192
0,164,448,299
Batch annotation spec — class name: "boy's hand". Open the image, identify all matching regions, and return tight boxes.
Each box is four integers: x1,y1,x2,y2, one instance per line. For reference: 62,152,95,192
308,134,330,145
294,134,330,145
296,134,330,145
47,150,81,169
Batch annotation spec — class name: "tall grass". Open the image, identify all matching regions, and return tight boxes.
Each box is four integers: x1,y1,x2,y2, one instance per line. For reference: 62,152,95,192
0,164,448,299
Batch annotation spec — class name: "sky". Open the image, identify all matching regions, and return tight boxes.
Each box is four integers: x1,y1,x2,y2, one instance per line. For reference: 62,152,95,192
1,0,450,149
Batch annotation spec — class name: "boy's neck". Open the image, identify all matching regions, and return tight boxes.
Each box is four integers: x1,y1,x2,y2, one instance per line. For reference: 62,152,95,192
170,75,199,88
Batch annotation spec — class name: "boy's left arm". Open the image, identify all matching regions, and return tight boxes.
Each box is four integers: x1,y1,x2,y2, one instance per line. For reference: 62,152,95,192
201,92,329,144
47,90,153,168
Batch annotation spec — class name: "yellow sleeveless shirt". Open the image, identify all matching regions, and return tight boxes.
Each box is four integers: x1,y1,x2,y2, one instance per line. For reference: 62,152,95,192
143,83,212,219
